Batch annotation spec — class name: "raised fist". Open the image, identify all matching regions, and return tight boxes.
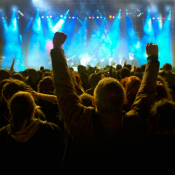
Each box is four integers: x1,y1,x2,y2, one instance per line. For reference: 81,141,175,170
53,32,67,48
146,43,158,57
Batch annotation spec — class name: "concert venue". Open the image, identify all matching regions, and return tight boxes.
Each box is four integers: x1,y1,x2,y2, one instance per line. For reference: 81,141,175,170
0,0,174,71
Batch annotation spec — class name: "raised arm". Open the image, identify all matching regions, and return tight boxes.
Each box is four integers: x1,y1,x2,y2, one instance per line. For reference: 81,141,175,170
130,43,159,114
50,32,89,132
9,58,15,75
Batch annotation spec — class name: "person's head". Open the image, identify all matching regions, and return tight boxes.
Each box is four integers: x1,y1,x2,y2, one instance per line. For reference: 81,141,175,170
11,73,24,81
124,64,132,71
155,75,170,102
43,72,53,78
40,66,44,72
69,67,74,72
78,65,86,74
75,74,82,87
2,80,28,107
116,64,122,71
53,32,67,48
148,99,175,135
158,70,167,80
163,63,172,72
27,69,38,81
120,67,130,79
93,77,125,113
136,67,142,73
9,92,36,131
37,70,43,81
121,76,141,110
0,69,10,83
38,76,54,93
89,73,104,88
141,64,146,72
79,93,94,107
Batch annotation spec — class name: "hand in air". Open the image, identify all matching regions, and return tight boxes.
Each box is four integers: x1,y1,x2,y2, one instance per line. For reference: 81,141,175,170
53,32,67,48
146,43,158,57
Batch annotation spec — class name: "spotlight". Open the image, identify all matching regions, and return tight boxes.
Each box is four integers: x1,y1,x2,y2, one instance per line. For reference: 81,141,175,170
89,16,91,19
92,17,94,19
109,15,112,18
72,17,75,19
2,17,4,19
97,16,99,19
113,16,115,18
64,16,66,18
42,16,44,18
50,15,52,18
60,15,63,17
45,9,46,10
69,16,71,19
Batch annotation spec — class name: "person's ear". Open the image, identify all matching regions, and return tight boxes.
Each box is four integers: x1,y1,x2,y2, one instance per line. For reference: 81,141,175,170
92,98,96,107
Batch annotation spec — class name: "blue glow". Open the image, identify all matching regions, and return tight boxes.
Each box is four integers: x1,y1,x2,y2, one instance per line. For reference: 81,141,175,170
157,11,172,67
2,10,25,71
52,10,69,33
142,10,156,59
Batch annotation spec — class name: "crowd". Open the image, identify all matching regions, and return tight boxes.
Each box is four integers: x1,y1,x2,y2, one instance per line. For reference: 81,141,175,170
0,32,175,174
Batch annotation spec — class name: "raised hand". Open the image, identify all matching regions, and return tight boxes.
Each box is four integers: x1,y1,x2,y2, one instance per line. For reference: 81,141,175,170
146,43,158,57
53,32,67,48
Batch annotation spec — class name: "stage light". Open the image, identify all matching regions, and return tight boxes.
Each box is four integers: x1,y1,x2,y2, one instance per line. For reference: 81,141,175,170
64,16,66,18
92,17,94,19
69,16,71,19
72,17,75,19
60,15,63,17
109,15,112,18
50,16,52,18
113,16,115,18
153,17,155,19
2,17,4,19
89,16,91,19
46,16,48,18
100,16,102,18
42,16,44,18
97,16,99,19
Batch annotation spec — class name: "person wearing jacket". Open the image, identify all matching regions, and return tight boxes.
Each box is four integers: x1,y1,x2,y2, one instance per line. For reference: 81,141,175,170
51,32,159,173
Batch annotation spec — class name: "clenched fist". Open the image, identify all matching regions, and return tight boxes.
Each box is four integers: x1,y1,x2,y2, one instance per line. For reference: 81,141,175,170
53,32,67,48
146,43,158,57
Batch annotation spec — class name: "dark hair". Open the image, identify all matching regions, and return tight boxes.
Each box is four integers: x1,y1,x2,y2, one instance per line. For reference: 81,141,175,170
40,66,44,72
136,67,142,73
43,72,53,78
2,80,28,100
12,73,24,81
149,99,175,134
0,69,10,83
9,92,36,133
38,76,54,94
163,63,172,72
116,64,122,71
120,67,130,79
124,64,132,71
78,65,86,73
89,73,102,88
79,93,94,107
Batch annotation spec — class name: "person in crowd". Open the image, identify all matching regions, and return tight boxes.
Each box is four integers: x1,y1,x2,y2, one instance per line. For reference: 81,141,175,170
11,72,24,81
0,69,10,83
37,76,62,128
163,63,175,86
121,76,141,112
36,70,43,82
143,99,175,174
43,71,53,78
50,32,159,173
77,65,89,91
79,93,94,107
40,66,44,73
120,67,131,80
86,72,104,96
115,64,122,81
0,79,46,129
25,68,39,92
134,66,143,80
0,91,66,174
